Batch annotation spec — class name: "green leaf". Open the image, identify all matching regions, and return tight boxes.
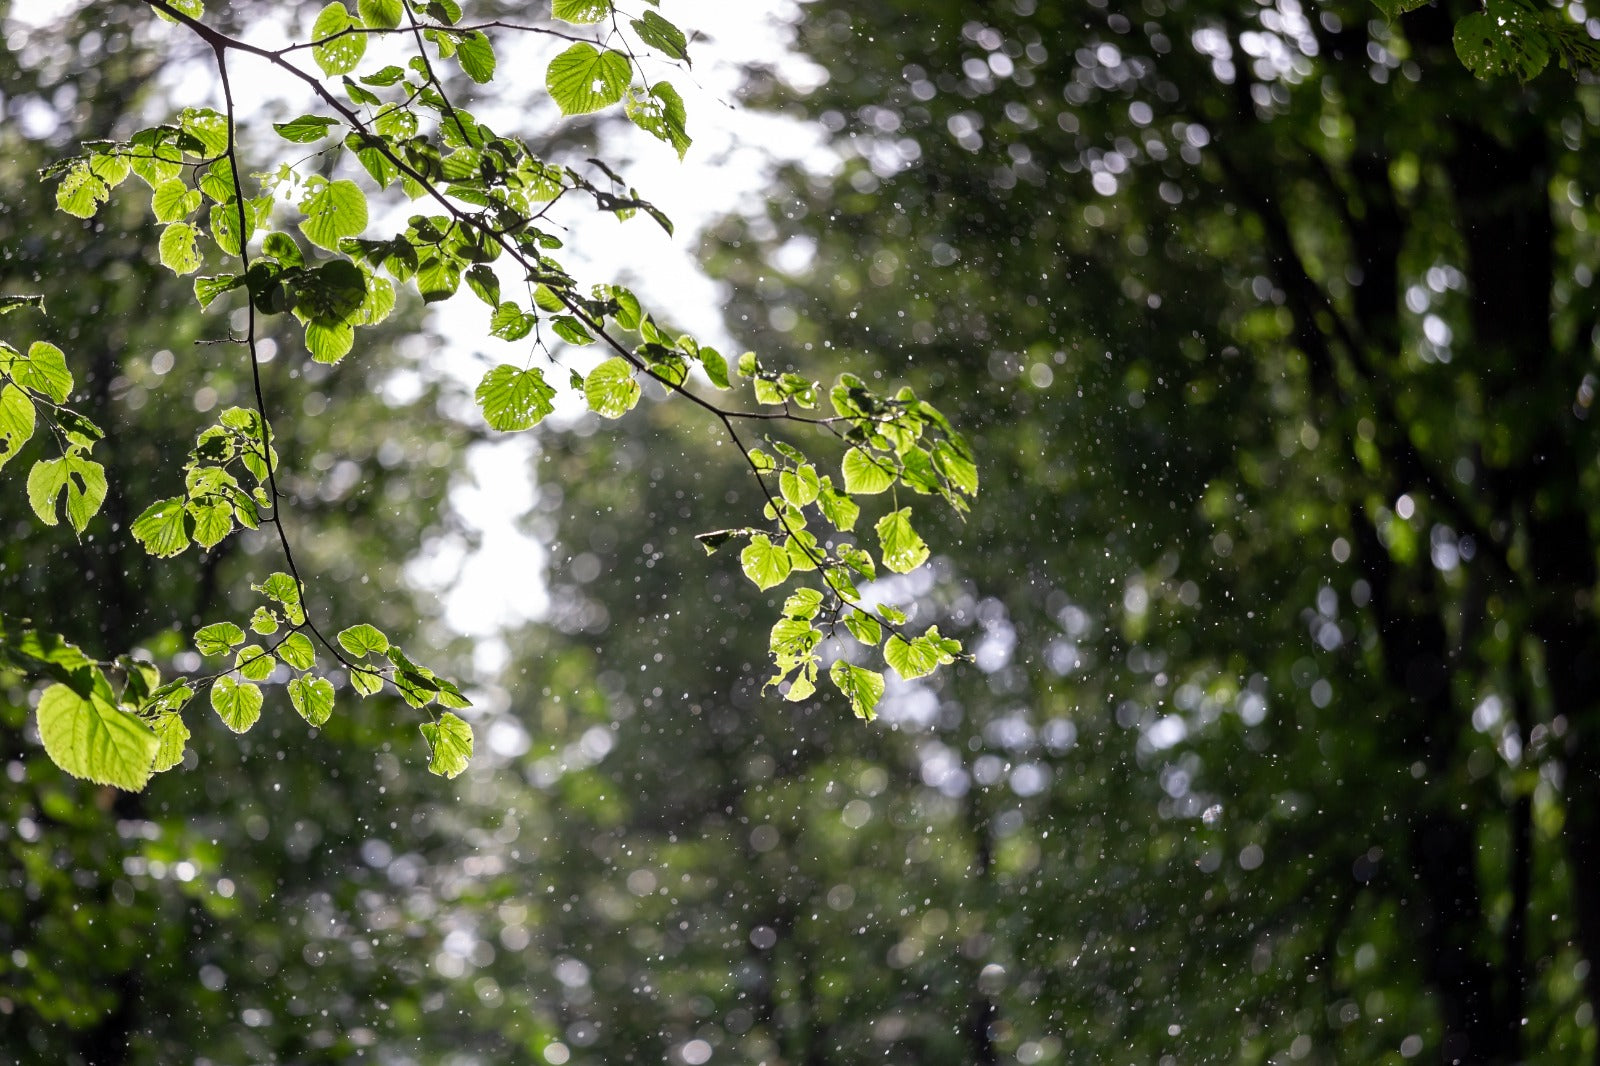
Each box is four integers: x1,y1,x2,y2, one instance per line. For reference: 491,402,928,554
6,341,72,403
1454,4,1549,79
546,43,631,115
844,611,882,646
131,496,190,557
456,30,496,82
420,711,474,778
697,345,730,389
829,660,885,721
288,675,336,726
350,666,385,697
780,464,821,509
194,622,245,656
584,357,641,418
338,622,390,657
186,497,234,550
158,221,202,275
817,480,860,531
625,82,691,159
0,294,44,316
933,440,979,495
631,10,689,62
278,632,317,671
782,587,825,621
490,301,535,341
298,179,368,250
151,178,201,221
304,319,355,364
465,264,500,306
476,365,557,431
27,453,107,535
884,626,961,681
0,383,36,472
249,606,279,635
416,255,460,302
36,683,158,792
875,508,930,574
740,534,792,591
843,448,895,494
357,0,402,28
210,676,263,733
255,573,306,624
150,712,190,773
152,0,204,21
552,0,609,23
198,158,236,202
273,115,341,142
311,2,367,76
56,163,109,219
552,315,595,345
194,273,243,309
235,644,276,682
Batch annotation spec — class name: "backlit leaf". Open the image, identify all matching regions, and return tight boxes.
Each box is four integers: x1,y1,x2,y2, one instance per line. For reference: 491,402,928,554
875,508,929,574
158,221,202,275
131,496,190,557
338,623,390,657
740,534,792,591
289,675,336,726
843,448,895,494
546,43,631,115
584,357,641,418
36,683,158,792
210,676,263,733
298,179,368,250
311,2,366,76
420,711,473,778
476,365,557,431
27,453,107,534
829,660,885,721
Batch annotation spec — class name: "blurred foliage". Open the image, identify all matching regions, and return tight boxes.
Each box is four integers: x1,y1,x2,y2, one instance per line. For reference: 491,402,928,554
8,0,1600,1065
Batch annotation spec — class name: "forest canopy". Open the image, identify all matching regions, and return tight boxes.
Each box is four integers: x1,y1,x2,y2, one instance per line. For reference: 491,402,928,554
5,1,1600,1065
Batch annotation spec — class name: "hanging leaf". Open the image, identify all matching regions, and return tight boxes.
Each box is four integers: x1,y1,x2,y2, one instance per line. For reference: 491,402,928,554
476,365,557,431
420,711,474,778
311,2,367,76
27,453,107,534
584,357,641,418
843,448,895,494
631,11,690,63
158,221,202,275
298,179,368,250
357,0,402,29
546,43,631,115
194,621,246,656
36,683,158,792
0,383,36,472
624,82,691,158
740,535,792,591
875,508,929,574
210,676,264,733
273,115,341,142
150,712,190,773
131,496,191,557
552,0,609,23
288,675,336,726
456,30,496,83
338,622,390,657
829,660,885,721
